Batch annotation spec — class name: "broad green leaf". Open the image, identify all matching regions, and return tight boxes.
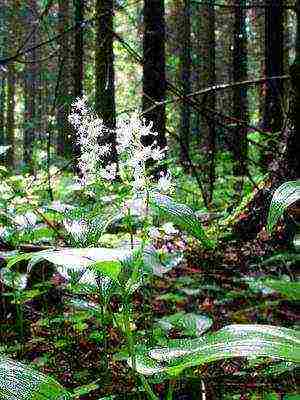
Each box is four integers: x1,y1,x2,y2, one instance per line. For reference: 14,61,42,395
142,246,183,276
267,181,300,234
0,356,71,399
27,247,131,285
149,192,215,248
66,298,102,315
90,260,122,281
72,382,100,397
261,279,300,301
157,312,213,338
131,324,300,377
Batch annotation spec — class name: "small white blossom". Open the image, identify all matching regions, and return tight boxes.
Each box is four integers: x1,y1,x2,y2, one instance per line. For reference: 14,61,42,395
63,219,88,241
162,222,178,235
148,226,160,239
124,197,147,217
157,171,173,193
100,163,117,181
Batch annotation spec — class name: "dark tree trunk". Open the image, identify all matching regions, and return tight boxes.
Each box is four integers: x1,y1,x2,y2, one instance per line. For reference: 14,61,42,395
23,1,37,171
6,1,16,168
95,0,117,164
142,0,166,149
179,0,191,168
262,0,283,169
57,0,72,156
73,0,84,99
6,65,15,168
0,0,5,147
206,0,216,207
287,0,300,178
72,0,84,163
232,0,248,176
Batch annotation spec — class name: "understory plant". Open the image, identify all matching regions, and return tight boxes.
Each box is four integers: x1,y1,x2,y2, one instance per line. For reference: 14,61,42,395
0,103,299,399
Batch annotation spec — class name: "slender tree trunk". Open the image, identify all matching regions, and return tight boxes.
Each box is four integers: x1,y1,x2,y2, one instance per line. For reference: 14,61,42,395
287,0,300,178
142,0,166,149
95,0,117,164
179,0,191,168
6,2,16,168
232,0,248,176
72,0,84,163
206,0,216,206
0,0,5,148
23,1,38,171
57,0,71,156
262,0,283,169
6,64,15,168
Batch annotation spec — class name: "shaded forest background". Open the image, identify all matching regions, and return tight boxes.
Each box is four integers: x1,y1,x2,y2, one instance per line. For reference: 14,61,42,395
0,0,299,209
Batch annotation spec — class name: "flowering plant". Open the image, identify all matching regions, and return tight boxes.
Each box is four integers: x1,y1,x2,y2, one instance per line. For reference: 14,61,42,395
68,97,171,220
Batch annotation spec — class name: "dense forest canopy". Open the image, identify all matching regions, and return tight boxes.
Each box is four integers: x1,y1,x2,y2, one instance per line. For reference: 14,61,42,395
0,0,299,399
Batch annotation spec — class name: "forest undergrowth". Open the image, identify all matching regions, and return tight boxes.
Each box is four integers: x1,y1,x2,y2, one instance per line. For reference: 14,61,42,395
0,107,299,400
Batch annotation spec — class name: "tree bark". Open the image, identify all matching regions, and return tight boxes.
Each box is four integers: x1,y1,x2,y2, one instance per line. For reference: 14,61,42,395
72,0,84,163
95,0,117,165
286,0,300,178
6,2,16,168
232,0,248,176
179,0,191,167
142,0,166,149
23,0,38,171
262,0,284,169
57,0,72,156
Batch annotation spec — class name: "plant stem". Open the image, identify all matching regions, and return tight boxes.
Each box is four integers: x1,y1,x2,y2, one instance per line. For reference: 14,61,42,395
123,296,158,400
139,375,159,400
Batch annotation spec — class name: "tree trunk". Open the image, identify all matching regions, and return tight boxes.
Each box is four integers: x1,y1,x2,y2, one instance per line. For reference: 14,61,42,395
205,0,216,206
6,64,15,168
0,0,5,148
142,0,166,149
232,0,248,176
287,0,300,178
23,1,38,171
95,0,117,165
72,0,84,163
262,0,284,169
6,2,16,168
179,0,191,168
57,0,72,156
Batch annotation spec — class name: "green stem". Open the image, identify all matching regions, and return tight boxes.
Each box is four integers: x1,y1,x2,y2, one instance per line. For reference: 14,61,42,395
122,295,158,400
139,375,159,400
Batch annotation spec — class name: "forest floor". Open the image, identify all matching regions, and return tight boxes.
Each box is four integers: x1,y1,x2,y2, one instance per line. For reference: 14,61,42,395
0,224,298,400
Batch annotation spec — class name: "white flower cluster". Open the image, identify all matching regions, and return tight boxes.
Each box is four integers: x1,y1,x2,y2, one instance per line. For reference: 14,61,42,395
68,96,116,185
116,113,167,192
68,98,168,193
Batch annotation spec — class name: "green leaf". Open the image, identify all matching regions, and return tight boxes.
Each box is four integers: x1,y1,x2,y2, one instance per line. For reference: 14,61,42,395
0,356,71,399
283,394,300,400
90,260,122,282
149,192,215,248
267,181,300,234
72,382,100,398
131,324,300,377
157,312,213,338
27,247,131,285
261,279,300,301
